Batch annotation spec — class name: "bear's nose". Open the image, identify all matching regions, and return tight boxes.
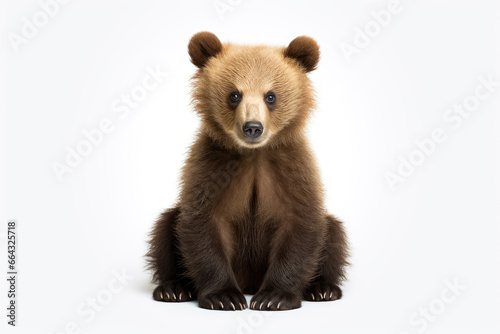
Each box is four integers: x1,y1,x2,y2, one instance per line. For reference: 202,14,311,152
243,122,263,138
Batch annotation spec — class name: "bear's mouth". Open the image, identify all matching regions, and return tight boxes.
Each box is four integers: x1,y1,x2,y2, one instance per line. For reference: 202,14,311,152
240,133,264,144
243,137,263,144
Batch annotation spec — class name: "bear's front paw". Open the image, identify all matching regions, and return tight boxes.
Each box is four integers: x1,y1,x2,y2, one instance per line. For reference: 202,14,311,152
303,282,342,301
198,290,247,311
250,290,301,311
153,280,196,302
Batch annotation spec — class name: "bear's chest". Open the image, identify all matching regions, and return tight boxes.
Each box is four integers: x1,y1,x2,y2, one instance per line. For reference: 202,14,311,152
212,154,290,224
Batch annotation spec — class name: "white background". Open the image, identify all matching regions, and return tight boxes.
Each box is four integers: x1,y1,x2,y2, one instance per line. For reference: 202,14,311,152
1,0,499,333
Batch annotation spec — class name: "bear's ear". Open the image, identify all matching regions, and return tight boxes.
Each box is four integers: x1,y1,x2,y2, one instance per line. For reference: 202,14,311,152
284,36,320,72
188,32,223,68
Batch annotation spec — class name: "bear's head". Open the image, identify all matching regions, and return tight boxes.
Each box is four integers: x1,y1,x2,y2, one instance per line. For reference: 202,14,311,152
188,32,320,150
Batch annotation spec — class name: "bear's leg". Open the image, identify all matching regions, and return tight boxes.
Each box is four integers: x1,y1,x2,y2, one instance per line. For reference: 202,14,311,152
304,214,349,302
147,207,196,302
177,216,247,311
249,219,325,311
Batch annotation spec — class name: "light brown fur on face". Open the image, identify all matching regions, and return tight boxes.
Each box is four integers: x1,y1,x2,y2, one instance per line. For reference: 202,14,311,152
147,32,349,311
192,40,316,150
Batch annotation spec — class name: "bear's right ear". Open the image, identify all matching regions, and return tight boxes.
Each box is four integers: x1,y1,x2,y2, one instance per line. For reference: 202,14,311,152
188,32,223,68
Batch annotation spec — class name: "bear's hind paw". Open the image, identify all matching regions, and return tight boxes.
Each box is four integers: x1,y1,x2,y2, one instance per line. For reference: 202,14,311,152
153,280,196,302
303,282,342,301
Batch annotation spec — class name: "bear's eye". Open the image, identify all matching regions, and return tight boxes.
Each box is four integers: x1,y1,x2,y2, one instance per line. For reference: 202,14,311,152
265,92,276,105
229,91,242,105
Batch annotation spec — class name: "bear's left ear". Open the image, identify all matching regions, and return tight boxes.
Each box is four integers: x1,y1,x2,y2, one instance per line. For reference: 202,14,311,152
188,31,223,68
284,36,320,72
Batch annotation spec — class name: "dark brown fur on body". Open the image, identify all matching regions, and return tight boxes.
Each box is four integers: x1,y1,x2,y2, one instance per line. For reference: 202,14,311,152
147,32,349,311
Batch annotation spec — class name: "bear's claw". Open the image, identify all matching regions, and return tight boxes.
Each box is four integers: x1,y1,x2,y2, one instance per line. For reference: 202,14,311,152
153,280,196,302
250,290,301,311
198,290,247,311
303,282,342,302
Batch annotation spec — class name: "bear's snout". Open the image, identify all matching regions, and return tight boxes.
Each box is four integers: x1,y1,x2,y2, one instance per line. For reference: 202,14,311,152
242,121,263,138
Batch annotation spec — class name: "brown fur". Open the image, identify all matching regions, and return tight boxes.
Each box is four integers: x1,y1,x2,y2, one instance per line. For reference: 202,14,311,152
146,32,349,311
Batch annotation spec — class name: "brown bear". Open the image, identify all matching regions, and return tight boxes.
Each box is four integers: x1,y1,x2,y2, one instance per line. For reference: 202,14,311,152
146,32,349,311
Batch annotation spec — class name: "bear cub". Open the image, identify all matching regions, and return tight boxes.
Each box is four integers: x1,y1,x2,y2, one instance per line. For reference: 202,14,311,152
147,32,349,311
